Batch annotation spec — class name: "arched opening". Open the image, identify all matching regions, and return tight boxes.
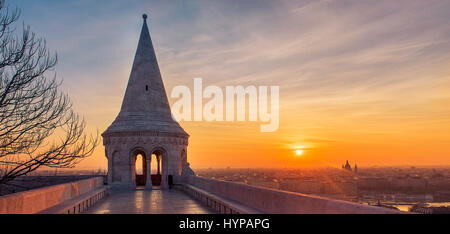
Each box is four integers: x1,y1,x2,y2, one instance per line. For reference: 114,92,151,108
134,153,147,186
150,150,162,186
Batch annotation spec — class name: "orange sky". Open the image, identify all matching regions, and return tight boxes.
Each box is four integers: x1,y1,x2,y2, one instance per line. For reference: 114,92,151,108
76,71,450,170
15,0,450,170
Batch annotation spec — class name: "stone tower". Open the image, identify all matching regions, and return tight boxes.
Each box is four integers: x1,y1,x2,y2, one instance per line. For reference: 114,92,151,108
102,14,191,190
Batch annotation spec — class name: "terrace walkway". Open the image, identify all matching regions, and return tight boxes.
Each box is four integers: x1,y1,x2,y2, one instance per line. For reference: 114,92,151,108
84,188,214,214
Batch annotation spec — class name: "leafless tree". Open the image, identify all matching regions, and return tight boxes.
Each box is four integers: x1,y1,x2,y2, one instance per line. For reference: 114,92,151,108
0,0,99,188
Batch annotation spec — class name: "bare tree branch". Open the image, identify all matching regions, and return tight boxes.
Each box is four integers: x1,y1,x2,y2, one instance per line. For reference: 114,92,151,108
0,0,99,187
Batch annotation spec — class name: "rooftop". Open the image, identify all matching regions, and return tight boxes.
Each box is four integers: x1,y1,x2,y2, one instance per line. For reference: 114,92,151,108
103,14,187,136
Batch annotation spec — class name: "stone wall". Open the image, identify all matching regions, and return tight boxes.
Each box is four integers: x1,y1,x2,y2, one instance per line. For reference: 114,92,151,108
0,177,104,214
186,176,406,214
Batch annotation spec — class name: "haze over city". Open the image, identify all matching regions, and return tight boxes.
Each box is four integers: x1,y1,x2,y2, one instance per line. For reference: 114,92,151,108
12,0,450,169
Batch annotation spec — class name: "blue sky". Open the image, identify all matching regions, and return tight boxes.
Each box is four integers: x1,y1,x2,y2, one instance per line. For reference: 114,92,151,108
7,0,450,168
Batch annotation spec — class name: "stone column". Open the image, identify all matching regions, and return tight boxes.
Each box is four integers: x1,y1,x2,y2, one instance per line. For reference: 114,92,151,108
130,153,136,189
161,154,168,189
145,157,152,190
107,150,113,185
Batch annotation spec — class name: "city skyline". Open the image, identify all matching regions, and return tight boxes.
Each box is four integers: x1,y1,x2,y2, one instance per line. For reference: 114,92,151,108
11,0,450,169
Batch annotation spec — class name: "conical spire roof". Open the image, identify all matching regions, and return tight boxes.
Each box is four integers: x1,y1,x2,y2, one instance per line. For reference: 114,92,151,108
104,14,187,136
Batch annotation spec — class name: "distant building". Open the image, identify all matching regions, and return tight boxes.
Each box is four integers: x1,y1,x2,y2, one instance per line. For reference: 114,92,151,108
410,204,450,214
354,164,358,173
280,178,322,194
342,160,352,172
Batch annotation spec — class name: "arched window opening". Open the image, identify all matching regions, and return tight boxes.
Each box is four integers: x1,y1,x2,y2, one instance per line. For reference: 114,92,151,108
135,154,144,175
150,153,158,175
150,151,162,186
135,153,147,186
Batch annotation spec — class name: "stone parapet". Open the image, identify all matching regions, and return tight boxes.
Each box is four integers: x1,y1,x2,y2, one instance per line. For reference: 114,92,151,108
0,177,105,214
185,176,408,214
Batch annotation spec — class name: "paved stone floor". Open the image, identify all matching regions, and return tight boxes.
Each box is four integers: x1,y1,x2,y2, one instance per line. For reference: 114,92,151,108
85,188,215,214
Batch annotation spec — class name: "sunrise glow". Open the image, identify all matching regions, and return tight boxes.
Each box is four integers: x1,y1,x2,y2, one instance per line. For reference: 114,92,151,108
11,0,450,170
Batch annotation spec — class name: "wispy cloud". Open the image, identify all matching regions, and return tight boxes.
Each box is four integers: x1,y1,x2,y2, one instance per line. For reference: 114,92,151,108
10,0,450,167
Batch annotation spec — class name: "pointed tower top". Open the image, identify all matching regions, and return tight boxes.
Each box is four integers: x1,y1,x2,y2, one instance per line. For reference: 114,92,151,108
103,14,187,136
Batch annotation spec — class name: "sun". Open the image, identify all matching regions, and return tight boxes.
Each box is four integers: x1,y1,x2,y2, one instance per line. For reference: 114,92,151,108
295,149,303,156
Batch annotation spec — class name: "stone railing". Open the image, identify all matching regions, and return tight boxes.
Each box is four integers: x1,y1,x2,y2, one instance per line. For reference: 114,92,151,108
177,184,263,214
0,177,106,214
185,176,407,214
